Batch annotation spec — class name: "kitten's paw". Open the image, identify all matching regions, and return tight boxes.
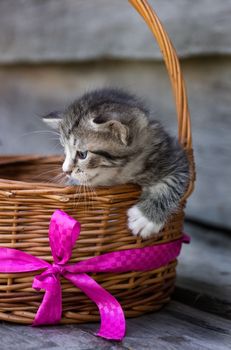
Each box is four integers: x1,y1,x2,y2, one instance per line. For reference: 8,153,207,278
127,206,164,239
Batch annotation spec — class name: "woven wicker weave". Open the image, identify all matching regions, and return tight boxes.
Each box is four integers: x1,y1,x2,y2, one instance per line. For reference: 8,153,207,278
0,0,195,324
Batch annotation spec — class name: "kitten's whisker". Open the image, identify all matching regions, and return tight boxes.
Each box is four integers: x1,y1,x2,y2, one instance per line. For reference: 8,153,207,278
85,184,94,207
83,179,91,212
84,175,97,204
36,168,62,177
88,182,97,199
50,138,61,142
81,174,95,210
49,143,62,153
73,182,82,208
83,182,87,211
42,173,66,185
20,130,60,138
35,169,63,183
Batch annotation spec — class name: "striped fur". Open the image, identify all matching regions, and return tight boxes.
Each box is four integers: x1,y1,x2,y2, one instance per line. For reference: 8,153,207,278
43,88,190,238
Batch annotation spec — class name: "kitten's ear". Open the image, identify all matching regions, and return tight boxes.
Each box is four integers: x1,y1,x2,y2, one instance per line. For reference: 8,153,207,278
42,111,63,129
107,120,129,145
93,117,129,145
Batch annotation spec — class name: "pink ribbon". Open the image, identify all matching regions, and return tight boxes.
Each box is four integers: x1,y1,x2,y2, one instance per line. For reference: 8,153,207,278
0,210,189,341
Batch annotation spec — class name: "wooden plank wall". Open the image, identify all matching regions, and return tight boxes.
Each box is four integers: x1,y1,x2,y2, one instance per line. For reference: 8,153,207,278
0,0,230,229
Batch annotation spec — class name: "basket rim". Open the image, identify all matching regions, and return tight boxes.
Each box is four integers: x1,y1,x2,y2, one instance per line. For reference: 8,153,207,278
0,153,191,202
0,155,141,195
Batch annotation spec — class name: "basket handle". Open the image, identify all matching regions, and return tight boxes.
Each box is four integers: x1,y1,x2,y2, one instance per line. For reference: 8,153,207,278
129,0,192,150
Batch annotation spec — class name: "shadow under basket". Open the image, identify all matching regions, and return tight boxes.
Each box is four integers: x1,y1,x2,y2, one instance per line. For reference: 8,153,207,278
0,0,195,325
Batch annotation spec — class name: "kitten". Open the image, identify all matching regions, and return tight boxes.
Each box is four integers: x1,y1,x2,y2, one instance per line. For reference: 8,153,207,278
43,88,190,239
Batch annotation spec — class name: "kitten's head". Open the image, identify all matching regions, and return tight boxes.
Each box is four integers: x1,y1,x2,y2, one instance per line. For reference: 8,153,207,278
43,88,149,186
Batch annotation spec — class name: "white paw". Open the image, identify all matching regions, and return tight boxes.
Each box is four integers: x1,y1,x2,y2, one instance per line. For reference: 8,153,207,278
127,206,164,239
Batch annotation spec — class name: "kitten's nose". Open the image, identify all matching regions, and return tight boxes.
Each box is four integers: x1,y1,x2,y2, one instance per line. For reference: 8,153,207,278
62,157,73,175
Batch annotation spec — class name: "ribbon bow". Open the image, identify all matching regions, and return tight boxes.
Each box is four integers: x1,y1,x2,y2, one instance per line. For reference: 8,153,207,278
0,210,189,340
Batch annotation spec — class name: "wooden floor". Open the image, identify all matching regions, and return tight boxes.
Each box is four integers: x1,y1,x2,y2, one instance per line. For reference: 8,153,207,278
1,222,231,350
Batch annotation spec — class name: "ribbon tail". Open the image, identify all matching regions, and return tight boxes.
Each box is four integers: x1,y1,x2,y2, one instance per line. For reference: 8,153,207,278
66,272,125,341
182,232,191,244
32,273,62,326
0,247,49,273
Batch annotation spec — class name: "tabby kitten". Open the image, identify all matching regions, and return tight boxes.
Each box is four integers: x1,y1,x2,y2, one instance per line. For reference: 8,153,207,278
43,88,190,239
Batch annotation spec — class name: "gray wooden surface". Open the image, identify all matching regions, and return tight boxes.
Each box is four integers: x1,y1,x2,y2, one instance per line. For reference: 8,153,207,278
0,0,230,63
1,301,230,350
177,223,231,303
1,222,231,350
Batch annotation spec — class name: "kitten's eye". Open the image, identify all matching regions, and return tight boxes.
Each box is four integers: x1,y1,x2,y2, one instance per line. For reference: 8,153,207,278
77,151,88,160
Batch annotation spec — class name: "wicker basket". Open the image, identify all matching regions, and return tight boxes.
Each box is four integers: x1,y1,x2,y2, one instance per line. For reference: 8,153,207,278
0,0,195,325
